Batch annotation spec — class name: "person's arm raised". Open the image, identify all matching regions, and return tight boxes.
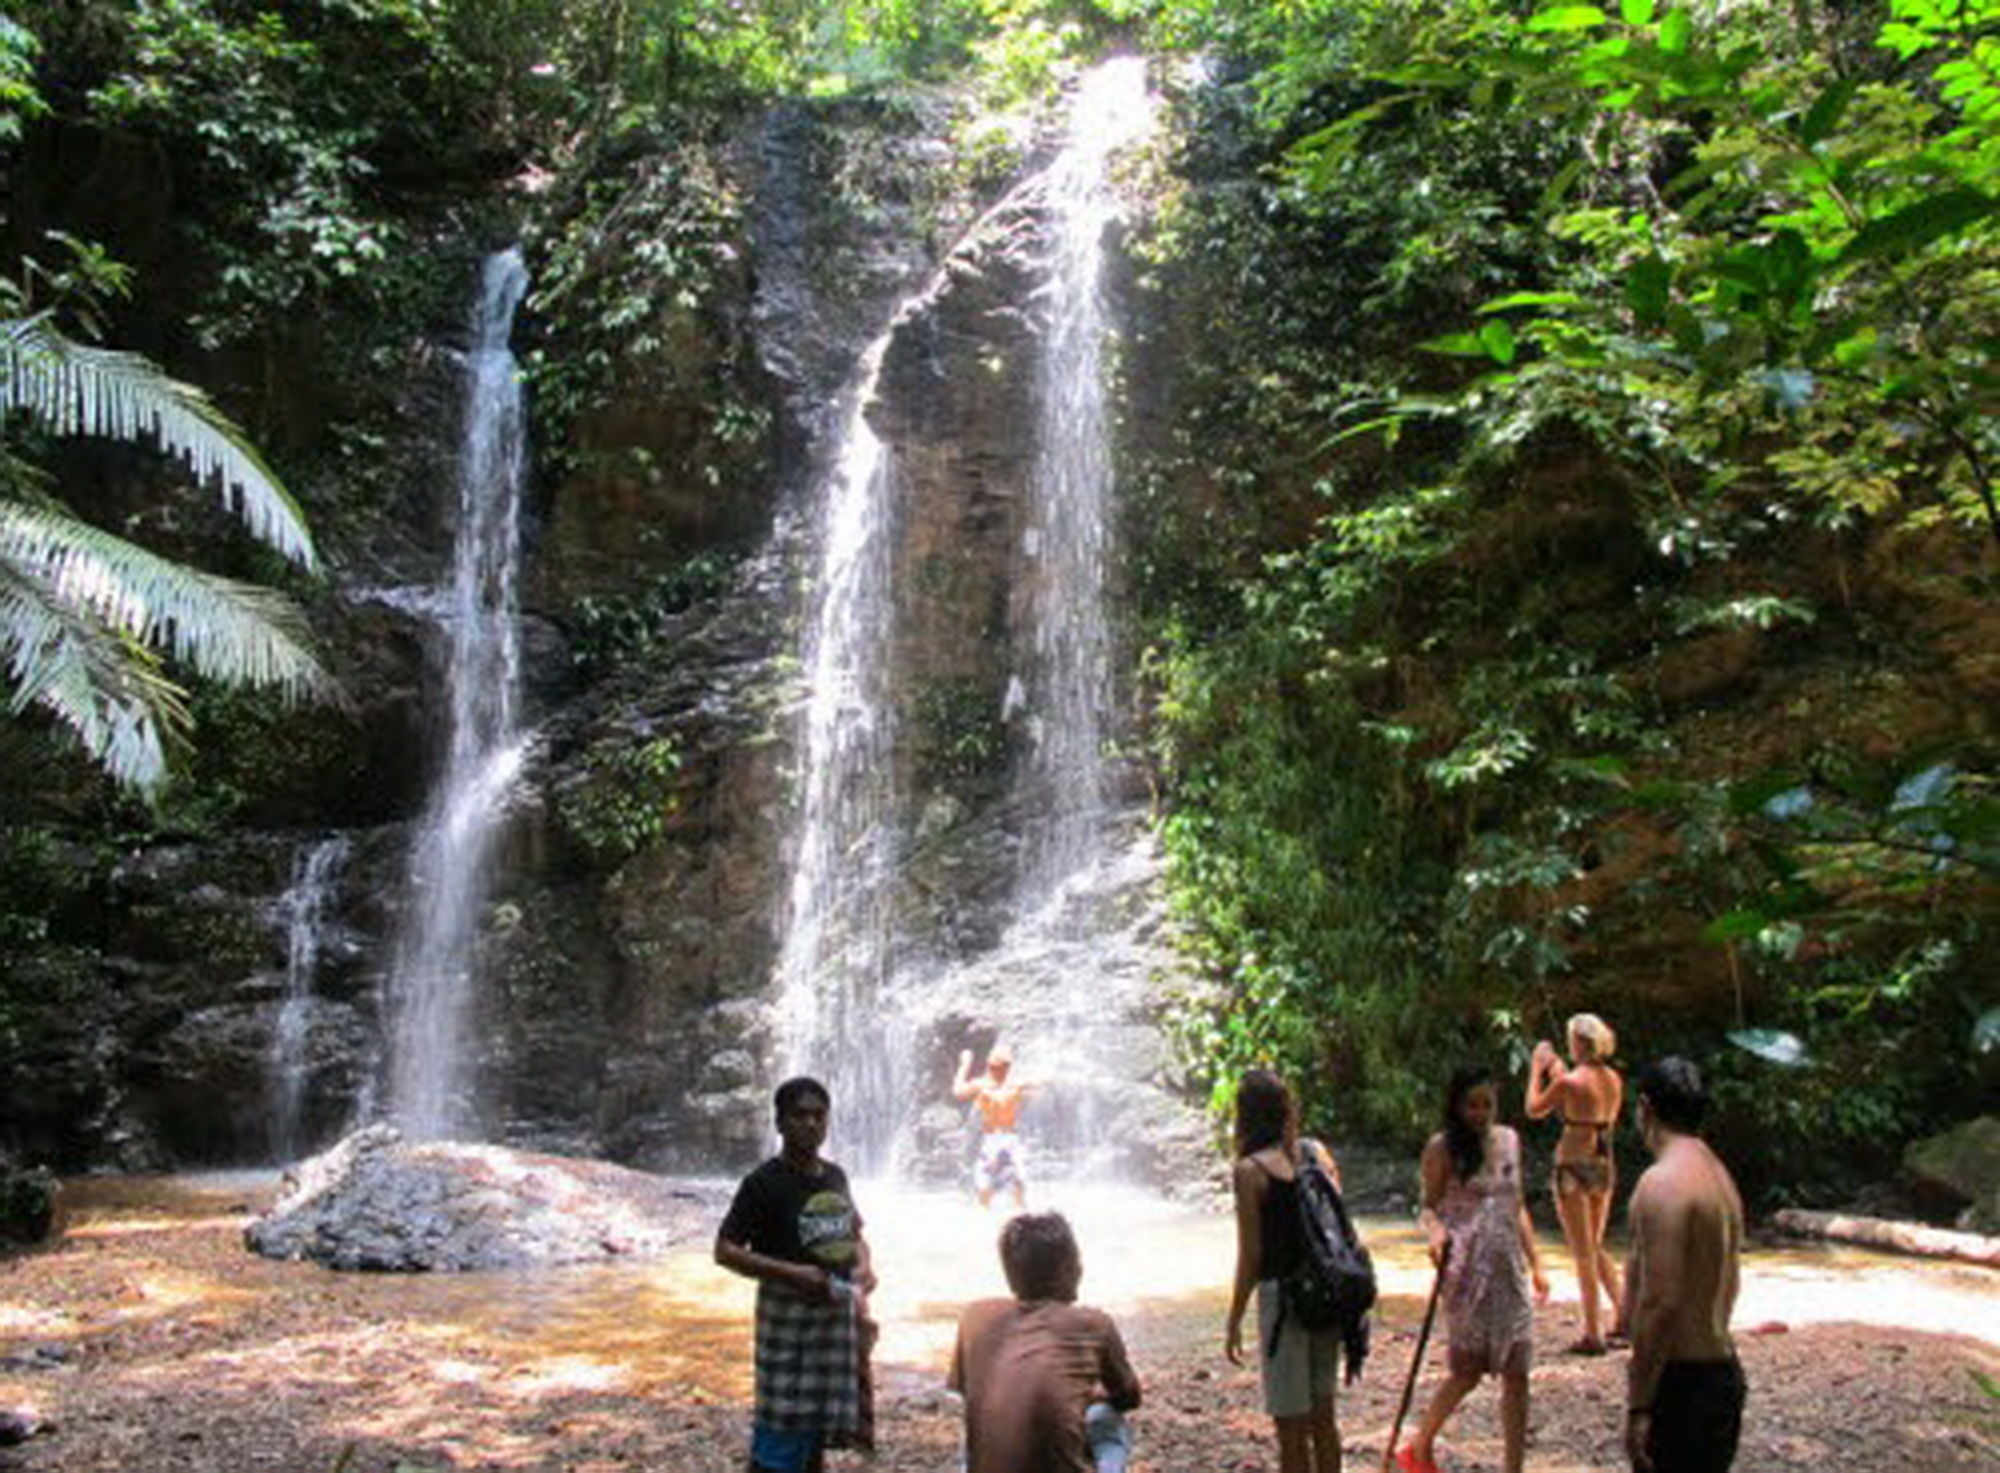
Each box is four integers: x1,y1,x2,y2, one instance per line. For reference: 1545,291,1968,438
951,1049,981,1102
1524,1040,1564,1119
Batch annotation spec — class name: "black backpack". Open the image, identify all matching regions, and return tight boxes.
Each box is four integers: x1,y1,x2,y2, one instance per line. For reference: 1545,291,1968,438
1269,1139,1376,1368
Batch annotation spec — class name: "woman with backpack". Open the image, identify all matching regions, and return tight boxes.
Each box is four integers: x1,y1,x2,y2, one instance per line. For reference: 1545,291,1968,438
1224,1068,1342,1473
1395,1065,1548,1473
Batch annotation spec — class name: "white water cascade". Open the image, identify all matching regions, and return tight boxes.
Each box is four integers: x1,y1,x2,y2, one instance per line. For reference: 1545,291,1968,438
387,248,531,1141
776,61,1157,1175
774,324,908,1173
269,835,350,1162
1016,55,1155,906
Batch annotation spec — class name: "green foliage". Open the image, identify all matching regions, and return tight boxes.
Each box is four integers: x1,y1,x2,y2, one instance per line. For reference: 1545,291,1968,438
0,823,62,951
569,550,740,673
525,137,750,476
912,677,1007,788
557,735,683,864
1136,0,1996,1182
0,305,327,788
0,11,43,143
74,0,462,349
1148,615,1466,1141
1301,0,2000,543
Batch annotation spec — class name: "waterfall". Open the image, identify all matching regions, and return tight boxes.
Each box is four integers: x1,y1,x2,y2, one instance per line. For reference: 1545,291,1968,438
774,327,908,1173
775,60,1156,1176
270,835,350,1162
1016,55,1155,907
388,248,531,1141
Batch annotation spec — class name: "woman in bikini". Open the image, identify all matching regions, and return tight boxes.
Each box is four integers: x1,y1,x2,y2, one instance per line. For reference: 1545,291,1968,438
1525,1012,1625,1354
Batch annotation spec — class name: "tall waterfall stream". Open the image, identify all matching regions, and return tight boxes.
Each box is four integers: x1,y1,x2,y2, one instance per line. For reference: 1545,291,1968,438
387,248,532,1142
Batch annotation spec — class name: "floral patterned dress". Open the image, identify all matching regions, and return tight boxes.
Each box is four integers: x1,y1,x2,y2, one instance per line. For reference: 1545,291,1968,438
1438,1124,1534,1377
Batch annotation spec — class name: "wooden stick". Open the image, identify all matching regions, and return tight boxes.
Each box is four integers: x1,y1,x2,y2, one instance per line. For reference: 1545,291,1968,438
1380,1241,1449,1473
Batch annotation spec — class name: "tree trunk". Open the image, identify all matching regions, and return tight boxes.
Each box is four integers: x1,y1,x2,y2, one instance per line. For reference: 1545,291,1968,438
1770,1208,2000,1268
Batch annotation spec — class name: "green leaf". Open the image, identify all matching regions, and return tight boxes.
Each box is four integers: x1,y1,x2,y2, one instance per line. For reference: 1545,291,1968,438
1540,157,1589,212
1702,908,1769,943
1478,290,1584,314
1939,797,2000,845
0,317,316,568
1479,318,1518,365
1832,326,1879,367
1727,1028,1810,1067
1527,5,1610,31
1417,332,1492,357
1625,255,1671,327
1839,189,2000,265
1553,753,1631,784
1666,304,1706,356
1658,9,1694,53
1800,77,1859,147
1630,777,1691,807
1620,0,1655,22
1384,63,1472,86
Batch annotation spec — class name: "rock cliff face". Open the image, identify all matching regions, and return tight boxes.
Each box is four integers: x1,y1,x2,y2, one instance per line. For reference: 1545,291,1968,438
0,86,1213,1187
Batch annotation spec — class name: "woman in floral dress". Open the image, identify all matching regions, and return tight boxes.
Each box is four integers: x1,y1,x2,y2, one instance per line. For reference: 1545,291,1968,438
1396,1065,1548,1473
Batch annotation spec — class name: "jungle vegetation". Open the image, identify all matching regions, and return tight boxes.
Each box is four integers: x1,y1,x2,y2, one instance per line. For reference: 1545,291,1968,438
1,0,1993,1198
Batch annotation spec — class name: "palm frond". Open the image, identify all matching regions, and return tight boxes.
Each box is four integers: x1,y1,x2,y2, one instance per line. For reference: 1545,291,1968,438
0,314,318,569
0,554,175,787
0,500,329,699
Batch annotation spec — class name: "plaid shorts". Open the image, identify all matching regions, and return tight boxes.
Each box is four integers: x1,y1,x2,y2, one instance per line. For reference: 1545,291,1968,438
754,1281,861,1437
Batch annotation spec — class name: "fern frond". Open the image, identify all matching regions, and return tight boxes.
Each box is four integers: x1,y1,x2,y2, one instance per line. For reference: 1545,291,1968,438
0,500,328,699
0,314,318,569
0,553,176,787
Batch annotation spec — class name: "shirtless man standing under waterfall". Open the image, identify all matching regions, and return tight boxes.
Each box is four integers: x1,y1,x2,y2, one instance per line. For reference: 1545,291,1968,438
955,1043,1036,1209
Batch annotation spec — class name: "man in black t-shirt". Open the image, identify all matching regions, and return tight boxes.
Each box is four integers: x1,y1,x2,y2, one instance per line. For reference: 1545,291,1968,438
717,1077,876,1473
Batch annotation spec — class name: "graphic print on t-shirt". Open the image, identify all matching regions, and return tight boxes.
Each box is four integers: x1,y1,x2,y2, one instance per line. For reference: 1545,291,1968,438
797,1187,859,1271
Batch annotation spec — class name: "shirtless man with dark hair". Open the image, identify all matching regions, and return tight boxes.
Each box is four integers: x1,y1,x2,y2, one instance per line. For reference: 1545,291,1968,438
1624,1057,1745,1473
954,1043,1035,1209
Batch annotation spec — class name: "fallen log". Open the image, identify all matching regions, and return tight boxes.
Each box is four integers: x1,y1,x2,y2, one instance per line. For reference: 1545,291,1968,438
1770,1208,2000,1268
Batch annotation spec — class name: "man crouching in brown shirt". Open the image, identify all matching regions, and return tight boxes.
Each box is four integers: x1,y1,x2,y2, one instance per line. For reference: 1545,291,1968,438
950,1212,1142,1473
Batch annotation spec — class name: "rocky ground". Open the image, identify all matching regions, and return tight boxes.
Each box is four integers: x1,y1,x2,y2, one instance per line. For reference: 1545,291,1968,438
0,1177,1994,1472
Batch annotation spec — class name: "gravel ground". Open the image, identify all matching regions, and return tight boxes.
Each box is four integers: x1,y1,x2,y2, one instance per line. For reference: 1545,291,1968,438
0,1176,1993,1472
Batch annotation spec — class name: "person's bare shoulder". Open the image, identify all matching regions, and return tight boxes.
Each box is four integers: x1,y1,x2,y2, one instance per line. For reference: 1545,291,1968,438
1073,1303,1124,1335
1629,1157,1667,1215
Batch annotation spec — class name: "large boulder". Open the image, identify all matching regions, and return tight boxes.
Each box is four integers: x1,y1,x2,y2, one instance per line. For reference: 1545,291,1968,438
245,1125,724,1271
1903,1116,2000,1231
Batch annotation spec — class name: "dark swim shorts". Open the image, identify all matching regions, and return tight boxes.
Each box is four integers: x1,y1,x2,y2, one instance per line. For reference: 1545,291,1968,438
1648,1357,1746,1472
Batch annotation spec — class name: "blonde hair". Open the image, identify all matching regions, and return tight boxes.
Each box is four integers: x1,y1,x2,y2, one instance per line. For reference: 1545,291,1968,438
1567,1013,1616,1062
